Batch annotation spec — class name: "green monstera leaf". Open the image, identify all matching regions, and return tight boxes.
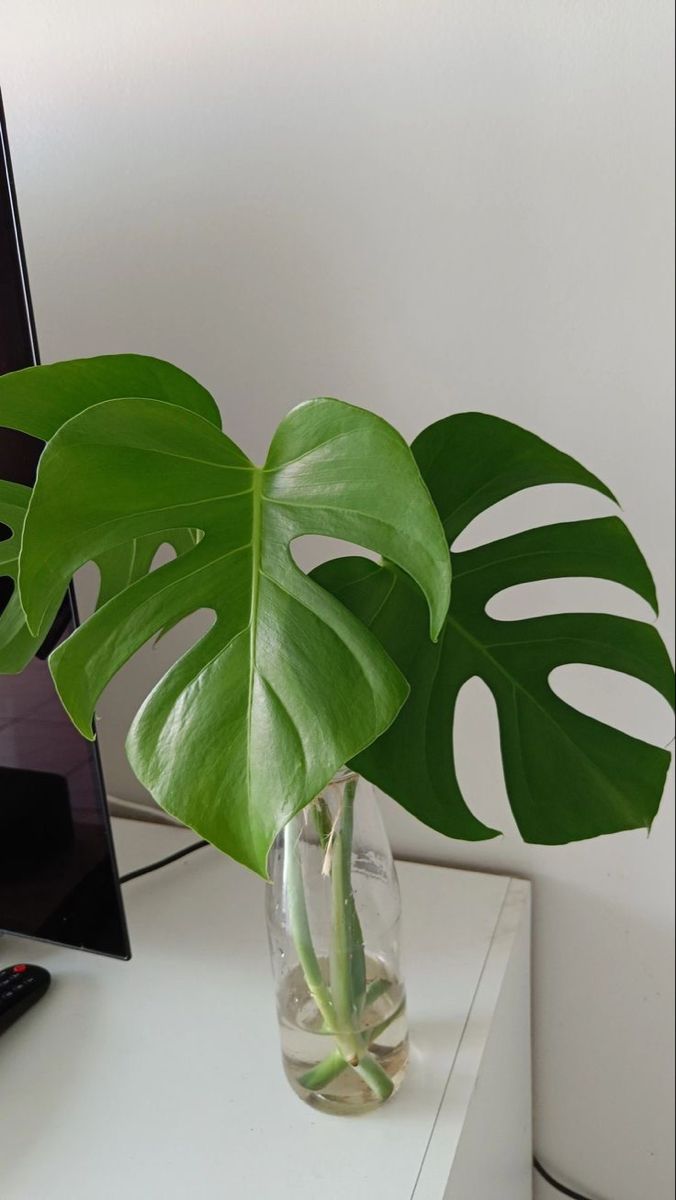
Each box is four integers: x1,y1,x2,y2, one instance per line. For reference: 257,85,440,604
0,353,220,438
314,413,674,845
0,354,220,671
17,395,450,875
93,528,202,610
0,480,36,672
0,479,201,670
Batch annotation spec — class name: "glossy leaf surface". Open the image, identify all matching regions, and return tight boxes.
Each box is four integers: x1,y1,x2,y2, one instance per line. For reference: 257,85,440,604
18,396,450,874
0,354,220,670
314,414,674,844
0,353,220,439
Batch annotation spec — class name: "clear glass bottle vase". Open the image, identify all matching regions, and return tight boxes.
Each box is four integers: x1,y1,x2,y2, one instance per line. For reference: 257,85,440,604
266,770,409,1115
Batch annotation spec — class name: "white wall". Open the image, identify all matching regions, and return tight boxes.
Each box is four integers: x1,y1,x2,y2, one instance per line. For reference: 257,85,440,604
1,3,673,1197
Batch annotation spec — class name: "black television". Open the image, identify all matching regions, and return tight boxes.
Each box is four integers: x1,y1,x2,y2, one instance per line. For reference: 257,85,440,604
0,92,131,959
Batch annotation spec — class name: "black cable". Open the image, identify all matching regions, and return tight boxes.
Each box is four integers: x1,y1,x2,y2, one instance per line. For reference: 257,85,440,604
534,1157,600,1200
119,843,605,1200
119,838,208,884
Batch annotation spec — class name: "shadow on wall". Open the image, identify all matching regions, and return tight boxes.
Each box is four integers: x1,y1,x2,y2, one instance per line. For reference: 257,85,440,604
384,785,675,1198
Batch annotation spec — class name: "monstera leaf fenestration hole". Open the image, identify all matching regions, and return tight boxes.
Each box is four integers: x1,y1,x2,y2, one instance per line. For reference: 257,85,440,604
0,354,223,674
314,413,674,846
16,394,450,875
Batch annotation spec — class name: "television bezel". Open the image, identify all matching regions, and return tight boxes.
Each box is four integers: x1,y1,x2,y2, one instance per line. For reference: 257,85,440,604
0,90,131,960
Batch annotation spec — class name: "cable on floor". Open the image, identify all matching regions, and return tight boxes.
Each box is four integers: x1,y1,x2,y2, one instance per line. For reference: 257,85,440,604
534,1156,603,1199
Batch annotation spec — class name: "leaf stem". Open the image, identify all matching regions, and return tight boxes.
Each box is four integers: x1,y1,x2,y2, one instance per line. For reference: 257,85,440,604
328,777,393,1099
297,997,405,1091
285,778,393,1102
330,777,360,1043
284,826,337,1032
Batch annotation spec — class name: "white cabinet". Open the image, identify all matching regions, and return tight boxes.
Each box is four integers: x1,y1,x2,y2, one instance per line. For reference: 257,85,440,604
0,819,532,1199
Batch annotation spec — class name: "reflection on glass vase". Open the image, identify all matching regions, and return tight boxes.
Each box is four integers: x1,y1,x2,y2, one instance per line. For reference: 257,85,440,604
266,770,409,1115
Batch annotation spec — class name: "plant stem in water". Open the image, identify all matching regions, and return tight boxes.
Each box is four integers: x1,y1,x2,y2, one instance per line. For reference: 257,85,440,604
285,780,394,1102
330,777,361,1041
297,997,405,1091
284,826,337,1032
329,778,393,1100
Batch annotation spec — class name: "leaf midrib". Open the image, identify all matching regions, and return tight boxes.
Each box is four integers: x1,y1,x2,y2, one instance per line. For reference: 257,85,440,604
454,545,629,583
246,468,263,808
66,437,251,474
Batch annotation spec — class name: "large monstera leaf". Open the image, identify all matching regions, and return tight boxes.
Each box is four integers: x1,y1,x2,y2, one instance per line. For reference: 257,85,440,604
314,414,674,845
0,354,220,671
17,396,450,875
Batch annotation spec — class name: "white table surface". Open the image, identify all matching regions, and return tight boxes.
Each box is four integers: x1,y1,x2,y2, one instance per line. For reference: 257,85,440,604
0,818,530,1200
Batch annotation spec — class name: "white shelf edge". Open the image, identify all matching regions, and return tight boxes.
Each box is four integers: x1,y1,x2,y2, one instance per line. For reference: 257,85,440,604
411,877,532,1199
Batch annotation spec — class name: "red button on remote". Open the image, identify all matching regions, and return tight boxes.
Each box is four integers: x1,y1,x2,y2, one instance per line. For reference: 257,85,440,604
12,965,27,973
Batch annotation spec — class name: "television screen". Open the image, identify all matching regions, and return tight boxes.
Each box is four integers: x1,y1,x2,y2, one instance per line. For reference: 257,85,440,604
0,93,130,958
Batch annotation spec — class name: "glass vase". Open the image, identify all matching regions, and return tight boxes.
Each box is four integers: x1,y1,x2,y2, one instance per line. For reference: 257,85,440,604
265,770,408,1115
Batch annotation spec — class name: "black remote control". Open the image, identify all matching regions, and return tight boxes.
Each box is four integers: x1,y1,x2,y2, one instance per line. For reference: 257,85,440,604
0,964,51,1035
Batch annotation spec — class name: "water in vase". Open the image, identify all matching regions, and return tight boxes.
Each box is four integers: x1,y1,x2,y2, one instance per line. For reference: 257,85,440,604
278,956,409,1115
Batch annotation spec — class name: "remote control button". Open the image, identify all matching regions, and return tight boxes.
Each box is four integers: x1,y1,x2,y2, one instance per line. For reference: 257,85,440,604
13,965,28,974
